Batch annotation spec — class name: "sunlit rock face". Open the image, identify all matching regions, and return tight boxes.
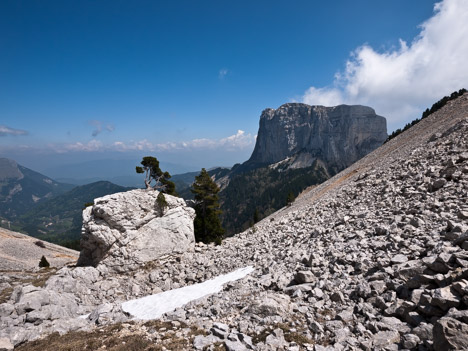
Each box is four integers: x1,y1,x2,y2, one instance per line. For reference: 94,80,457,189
247,103,388,171
78,189,196,272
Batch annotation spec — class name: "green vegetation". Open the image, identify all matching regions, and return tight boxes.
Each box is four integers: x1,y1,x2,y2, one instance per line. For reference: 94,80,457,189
39,255,50,268
0,163,74,221
386,88,467,142
136,156,176,194
286,191,295,206
253,208,260,224
220,160,329,234
156,191,168,214
191,168,224,244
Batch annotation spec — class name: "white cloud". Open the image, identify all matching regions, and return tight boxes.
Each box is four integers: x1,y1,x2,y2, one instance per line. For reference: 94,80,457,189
302,0,468,131
0,125,28,137
53,130,256,154
218,68,229,80
57,140,104,153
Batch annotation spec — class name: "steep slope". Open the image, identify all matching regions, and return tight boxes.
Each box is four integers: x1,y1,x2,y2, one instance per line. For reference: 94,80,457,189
3,94,467,350
0,227,78,271
0,158,74,221
147,92,467,349
219,160,329,232
219,103,387,233
17,181,130,248
175,104,387,234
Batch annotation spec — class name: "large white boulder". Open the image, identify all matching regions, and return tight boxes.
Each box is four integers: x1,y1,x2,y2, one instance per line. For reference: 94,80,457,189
77,189,195,272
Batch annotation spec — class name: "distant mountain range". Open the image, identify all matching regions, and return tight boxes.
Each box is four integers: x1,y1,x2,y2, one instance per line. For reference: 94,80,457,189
1,102,388,245
0,158,131,249
41,158,196,187
0,158,74,220
17,181,130,249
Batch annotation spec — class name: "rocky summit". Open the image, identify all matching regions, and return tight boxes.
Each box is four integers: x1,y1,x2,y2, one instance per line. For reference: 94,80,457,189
0,94,468,350
246,103,388,171
78,189,196,272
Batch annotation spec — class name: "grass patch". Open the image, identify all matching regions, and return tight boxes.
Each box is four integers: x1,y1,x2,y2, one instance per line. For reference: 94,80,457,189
15,325,156,351
251,321,315,347
0,268,57,303
28,268,57,287
0,286,13,304
16,319,211,351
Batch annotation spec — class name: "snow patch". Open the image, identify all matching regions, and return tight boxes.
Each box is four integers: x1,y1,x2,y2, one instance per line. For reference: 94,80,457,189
121,266,254,320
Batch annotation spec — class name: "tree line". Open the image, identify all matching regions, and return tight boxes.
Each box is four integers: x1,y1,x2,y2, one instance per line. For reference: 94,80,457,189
386,88,467,142
136,157,223,244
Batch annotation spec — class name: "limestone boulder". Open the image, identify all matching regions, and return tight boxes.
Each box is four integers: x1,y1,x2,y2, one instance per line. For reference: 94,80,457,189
77,189,195,271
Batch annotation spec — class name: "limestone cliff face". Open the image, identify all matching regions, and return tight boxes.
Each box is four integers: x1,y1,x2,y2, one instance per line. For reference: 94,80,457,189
246,103,388,171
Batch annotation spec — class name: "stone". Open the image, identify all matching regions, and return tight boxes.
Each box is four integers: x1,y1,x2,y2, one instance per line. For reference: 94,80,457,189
402,334,420,349
369,280,386,295
225,340,248,351
452,279,468,296
433,317,468,350
431,286,461,310
77,189,196,271
248,293,291,317
295,271,315,284
0,304,14,317
238,333,253,349
15,287,50,315
212,322,230,339
371,330,400,349
193,334,221,350
265,328,286,349
245,104,387,171
429,178,447,192
330,291,345,303
310,321,324,334
336,310,354,323
0,337,14,351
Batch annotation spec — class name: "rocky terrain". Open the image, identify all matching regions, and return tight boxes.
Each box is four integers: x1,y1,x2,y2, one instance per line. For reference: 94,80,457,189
199,103,388,234
0,94,467,350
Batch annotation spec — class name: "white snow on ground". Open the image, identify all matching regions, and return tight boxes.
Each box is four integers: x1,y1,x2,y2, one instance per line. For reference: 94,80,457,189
121,266,254,320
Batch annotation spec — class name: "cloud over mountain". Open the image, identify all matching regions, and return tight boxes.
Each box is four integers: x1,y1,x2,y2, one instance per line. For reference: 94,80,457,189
302,0,468,131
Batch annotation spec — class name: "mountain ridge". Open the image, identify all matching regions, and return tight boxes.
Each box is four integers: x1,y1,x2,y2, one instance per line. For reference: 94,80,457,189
0,158,74,221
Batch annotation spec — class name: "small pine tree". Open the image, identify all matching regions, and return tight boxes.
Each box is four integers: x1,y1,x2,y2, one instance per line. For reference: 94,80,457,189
287,191,295,206
253,208,260,224
39,255,50,268
191,168,225,244
136,156,176,194
156,192,168,214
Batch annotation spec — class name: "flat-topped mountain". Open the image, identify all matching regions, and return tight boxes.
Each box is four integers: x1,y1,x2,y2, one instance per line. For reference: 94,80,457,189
245,103,387,172
174,103,388,233
218,103,387,232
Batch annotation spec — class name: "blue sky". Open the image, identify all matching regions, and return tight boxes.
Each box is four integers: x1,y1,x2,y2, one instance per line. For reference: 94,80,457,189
1,0,467,176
